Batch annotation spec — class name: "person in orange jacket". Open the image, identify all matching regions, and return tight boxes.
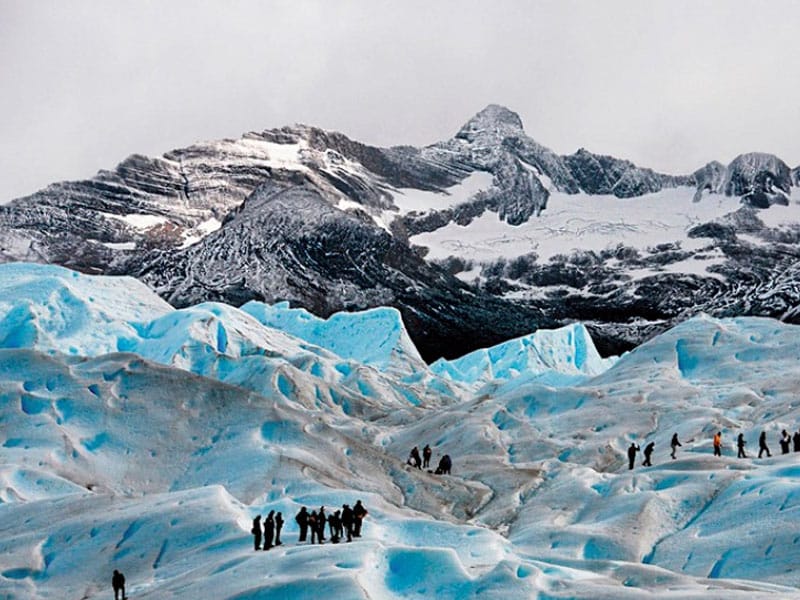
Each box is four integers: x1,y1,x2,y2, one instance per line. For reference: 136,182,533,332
713,431,722,456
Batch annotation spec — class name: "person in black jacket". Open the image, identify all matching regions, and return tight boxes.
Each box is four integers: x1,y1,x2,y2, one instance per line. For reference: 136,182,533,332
670,433,682,459
793,429,800,453
329,510,341,543
759,431,771,458
353,500,367,537
780,430,791,454
422,445,432,469
317,506,327,543
627,443,640,470
435,454,452,475
737,433,747,458
341,504,354,542
251,514,262,550
409,446,422,469
274,512,284,546
642,441,655,467
112,569,126,600
263,510,275,550
309,511,318,544
295,507,309,542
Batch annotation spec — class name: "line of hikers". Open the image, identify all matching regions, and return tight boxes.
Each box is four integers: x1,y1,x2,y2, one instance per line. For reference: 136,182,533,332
627,428,800,469
408,445,451,475
252,501,368,550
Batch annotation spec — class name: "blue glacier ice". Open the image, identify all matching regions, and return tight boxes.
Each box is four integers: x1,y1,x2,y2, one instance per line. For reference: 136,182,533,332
241,301,427,377
430,321,616,388
1,263,800,598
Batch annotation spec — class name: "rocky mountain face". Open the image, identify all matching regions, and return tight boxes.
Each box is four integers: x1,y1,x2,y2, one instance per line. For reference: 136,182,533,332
1,104,798,359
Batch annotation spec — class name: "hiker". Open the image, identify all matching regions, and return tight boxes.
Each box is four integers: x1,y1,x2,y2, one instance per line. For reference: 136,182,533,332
409,446,422,469
435,454,452,475
112,569,126,600
737,433,747,458
353,500,368,538
713,432,722,457
780,430,791,454
295,506,309,542
263,510,275,550
642,441,655,467
275,512,284,546
314,506,326,543
251,514,262,551
670,433,682,459
759,431,771,458
794,430,800,452
341,504,354,542
329,510,341,543
309,510,318,544
423,444,432,469
627,443,640,470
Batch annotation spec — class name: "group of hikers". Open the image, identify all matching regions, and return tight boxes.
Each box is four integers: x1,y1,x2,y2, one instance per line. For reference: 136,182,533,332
252,501,368,550
408,445,451,475
627,428,800,469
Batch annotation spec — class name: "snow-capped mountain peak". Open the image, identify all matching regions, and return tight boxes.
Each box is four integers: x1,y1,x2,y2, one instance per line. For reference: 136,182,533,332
1,106,800,362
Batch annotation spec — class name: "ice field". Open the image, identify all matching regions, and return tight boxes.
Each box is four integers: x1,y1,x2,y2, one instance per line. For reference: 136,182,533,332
1,264,800,598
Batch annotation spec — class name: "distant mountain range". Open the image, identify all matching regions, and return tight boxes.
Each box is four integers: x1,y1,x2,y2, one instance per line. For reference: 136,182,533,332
2,104,799,360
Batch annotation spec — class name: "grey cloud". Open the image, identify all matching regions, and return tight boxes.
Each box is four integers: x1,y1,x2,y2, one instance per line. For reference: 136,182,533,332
1,0,799,201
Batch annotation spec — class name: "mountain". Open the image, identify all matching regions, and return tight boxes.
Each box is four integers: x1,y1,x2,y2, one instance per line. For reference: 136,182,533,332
3,265,800,598
2,104,799,359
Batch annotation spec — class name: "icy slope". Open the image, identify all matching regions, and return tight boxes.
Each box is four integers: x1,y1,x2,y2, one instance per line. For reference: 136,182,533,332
0,347,788,599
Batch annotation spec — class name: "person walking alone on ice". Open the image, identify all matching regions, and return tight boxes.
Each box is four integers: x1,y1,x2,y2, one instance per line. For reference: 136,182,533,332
642,441,655,467
112,569,126,600
759,431,771,458
713,432,722,457
423,444,432,469
737,433,747,458
251,514,262,550
670,433,682,459
627,442,640,470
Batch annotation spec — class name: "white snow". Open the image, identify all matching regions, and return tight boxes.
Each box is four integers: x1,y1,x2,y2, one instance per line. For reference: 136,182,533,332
391,170,494,215
180,216,223,248
100,241,137,250
1,264,800,598
101,212,169,230
411,187,738,266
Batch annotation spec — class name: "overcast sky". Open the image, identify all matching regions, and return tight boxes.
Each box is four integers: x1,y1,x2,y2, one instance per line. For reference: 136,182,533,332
1,0,799,201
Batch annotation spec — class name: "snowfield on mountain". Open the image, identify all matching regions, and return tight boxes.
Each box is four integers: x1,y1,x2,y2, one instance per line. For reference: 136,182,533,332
1,264,800,598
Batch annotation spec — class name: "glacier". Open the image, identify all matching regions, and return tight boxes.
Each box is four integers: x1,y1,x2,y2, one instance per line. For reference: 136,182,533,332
1,263,800,598
430,322,616,389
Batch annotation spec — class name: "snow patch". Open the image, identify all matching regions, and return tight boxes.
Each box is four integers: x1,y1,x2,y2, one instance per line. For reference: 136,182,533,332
391,171,494,216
